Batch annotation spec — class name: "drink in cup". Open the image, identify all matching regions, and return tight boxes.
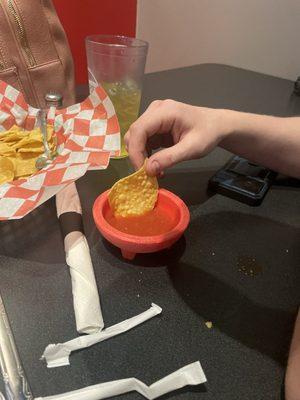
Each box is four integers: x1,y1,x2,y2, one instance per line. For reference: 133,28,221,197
86,35,148,158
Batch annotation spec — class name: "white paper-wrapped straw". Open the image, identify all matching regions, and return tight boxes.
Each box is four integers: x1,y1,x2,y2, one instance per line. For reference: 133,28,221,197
42,304,162,368
35,361,206,400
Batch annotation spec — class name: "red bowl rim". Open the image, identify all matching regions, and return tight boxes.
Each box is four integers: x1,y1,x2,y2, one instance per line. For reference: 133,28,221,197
92,188,190,245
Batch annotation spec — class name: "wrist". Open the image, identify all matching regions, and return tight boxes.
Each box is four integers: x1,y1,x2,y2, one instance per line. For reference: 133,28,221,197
224,110,284,138
215,108,239,140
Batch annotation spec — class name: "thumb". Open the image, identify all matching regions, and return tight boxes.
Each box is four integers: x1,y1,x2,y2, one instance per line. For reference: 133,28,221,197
146,142,191,176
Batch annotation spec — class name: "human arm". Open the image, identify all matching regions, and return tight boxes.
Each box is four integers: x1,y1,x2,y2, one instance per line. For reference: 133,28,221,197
125,99,300,178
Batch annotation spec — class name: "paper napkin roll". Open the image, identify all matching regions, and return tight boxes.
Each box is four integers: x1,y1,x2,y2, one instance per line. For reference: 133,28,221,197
56,183,103,334
66,234,103,334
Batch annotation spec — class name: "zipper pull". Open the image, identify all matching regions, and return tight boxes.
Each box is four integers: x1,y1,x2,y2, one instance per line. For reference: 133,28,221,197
45,92,63,108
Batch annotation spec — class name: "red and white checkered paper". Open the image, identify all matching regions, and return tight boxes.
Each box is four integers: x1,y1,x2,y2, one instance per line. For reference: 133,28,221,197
0,81,120,220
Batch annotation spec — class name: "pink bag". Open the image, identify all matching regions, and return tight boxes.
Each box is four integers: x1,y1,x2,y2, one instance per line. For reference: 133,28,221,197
0,0,75,108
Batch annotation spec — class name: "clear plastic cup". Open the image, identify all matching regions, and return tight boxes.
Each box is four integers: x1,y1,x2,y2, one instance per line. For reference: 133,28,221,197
85,35,149,158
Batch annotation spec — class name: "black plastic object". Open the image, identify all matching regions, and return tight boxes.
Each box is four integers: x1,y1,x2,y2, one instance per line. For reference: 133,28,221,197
208,156,277,206
294,76,300,96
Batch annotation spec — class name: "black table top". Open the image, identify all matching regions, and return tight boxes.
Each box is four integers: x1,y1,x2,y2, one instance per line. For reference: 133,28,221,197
1,64,300,400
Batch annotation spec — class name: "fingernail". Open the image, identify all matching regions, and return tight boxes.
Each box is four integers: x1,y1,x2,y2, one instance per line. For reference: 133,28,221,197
151,160,160,175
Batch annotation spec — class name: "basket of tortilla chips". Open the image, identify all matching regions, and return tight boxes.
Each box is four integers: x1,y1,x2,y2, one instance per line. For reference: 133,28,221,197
0,81,120,220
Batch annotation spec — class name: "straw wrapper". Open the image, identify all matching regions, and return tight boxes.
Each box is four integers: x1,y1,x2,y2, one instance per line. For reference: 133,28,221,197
0,81,120,220
35,361,206,400
42,304,162,368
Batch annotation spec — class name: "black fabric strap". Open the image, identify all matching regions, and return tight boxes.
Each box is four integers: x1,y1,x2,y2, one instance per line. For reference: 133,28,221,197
58,212,84,239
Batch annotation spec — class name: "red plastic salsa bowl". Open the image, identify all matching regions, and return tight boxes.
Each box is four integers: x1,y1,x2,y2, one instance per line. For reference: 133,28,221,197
93,188,190,260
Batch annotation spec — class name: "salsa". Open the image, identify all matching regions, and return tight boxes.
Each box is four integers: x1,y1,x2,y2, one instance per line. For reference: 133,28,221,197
106,206,177,236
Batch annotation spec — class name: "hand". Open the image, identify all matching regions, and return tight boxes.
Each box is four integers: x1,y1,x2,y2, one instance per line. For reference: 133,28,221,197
124,99,231,176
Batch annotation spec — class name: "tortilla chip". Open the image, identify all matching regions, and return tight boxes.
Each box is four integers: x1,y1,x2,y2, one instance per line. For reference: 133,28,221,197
14,155,37,178
0,142,16,157
0,125,56,184
18,144,45,153
0,157,14,185
109,161,158,217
